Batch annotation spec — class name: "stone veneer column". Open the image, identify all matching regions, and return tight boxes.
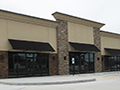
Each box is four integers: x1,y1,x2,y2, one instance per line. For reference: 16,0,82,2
93,27,102,72
0,51,8,78
49,53,58,76
56,19,69,75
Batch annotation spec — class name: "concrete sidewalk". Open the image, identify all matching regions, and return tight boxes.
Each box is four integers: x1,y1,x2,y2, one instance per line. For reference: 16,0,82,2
0,75,96,85
0,71,120,86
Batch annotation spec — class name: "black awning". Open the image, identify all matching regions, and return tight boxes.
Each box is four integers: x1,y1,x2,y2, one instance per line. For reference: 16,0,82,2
8,39,55,52
69,42,100,52
105,48,120,55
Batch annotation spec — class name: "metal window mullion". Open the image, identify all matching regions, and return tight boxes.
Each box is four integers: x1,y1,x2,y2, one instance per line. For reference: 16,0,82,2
16,53,18,77
25,53,27,76
117,56,118,71
87,53,89,73
33,53,35,76
93,53,95,73
79,53,81,74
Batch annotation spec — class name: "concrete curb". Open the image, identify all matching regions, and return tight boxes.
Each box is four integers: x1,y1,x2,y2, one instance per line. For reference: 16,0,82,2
76,71,120,76
0,78,96,85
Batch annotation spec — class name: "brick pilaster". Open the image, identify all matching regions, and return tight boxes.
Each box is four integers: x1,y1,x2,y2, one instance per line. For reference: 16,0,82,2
0,51,8,78
56,19,69,75
49,53,58,76
93,27,102,72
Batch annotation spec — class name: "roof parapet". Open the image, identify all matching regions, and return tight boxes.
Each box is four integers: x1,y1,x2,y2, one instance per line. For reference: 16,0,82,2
0,9,58,28
52,12,105,28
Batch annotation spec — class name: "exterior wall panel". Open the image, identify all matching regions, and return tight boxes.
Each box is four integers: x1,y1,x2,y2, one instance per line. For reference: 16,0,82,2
0,19,9,51
68,22,94,44
101,33,120,55
0,19,57,52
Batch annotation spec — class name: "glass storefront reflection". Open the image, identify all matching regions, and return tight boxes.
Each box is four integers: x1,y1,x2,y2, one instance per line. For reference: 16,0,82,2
69,52,94,74
105,56,120,71
8,52,49,78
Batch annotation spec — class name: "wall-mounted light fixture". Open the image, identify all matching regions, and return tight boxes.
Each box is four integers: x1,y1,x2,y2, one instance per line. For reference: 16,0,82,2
53,56,56,60
64,56,66,60
1,55,4,60
97,57,100,60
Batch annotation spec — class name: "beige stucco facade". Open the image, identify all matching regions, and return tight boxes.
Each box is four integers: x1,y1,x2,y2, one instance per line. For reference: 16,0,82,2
53,12,104,52
68,22,94,44
101,31,120,55
2,10,119,78
0,11,57,52
68,22,94,51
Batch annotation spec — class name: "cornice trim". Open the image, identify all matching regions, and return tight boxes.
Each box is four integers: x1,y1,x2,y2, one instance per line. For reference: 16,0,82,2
52,12,105,28
100,31,120,39
0,10,58,28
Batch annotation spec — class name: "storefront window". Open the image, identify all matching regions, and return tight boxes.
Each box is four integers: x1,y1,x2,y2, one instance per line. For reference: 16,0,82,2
105,56,120,72
69,52,94,74
8,52,49,78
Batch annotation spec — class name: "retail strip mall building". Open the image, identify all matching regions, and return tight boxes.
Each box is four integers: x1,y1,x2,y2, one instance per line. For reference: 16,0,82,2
0,10,120,78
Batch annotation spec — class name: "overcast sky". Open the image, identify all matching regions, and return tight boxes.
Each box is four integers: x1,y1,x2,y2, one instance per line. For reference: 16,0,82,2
0,0,120,34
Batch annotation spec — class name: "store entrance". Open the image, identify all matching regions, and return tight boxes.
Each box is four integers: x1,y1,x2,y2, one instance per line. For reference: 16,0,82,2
26,54,34,76
8,52,49,78
104,56,120,72
69,52,94,74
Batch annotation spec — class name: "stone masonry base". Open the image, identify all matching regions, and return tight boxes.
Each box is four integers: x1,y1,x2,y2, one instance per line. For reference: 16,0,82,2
49,53,58,76
0,51,8,78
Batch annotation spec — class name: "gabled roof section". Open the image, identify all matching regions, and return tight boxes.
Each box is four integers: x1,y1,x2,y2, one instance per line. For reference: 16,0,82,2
0,9,58,28
52,12,105,28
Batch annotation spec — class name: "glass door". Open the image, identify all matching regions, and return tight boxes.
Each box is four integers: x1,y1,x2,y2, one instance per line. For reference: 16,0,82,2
34,53,49,76
118,57,120,70
17,53,26,77
26,54,34,76
69,53,75,74
8,53,18,77
89,53,94,73
80,53,85,73
69,53,81,74
74,54,80,74
69,52,94,74
34,54,42,76
41,54,49,76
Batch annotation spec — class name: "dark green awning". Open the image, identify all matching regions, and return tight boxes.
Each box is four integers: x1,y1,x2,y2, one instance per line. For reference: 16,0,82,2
105,48,120,55
9,39,55,52
69,42,100,52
